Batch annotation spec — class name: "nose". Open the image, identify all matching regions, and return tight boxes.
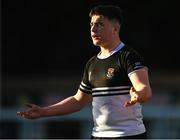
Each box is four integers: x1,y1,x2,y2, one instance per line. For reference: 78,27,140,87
91,25,97,33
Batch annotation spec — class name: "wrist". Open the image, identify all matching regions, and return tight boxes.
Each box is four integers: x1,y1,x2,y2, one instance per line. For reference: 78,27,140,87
41,107,50,117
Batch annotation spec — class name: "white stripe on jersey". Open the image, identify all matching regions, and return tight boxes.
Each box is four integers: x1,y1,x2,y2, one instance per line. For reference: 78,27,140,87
79,85,92,93
92,86,130,96
81,81,91,89
92,86,131,91
79,81,92,93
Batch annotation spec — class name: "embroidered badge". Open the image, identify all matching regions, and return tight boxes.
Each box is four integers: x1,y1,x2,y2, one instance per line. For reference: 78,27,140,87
106,68,115,79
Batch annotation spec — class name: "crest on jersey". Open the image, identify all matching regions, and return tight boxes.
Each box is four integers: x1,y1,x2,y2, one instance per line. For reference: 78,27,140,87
106,68,115,79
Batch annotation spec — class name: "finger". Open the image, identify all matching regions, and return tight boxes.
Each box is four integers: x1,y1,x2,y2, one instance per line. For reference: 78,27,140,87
124,100,137,107
23,114,33,119
26,103,35,108
17,111,27,118
17,111,26,116
124,102,132,107
124,101,130,107
130,87,136,93
17,111,23,116
17,111,34,119
132,95,138,101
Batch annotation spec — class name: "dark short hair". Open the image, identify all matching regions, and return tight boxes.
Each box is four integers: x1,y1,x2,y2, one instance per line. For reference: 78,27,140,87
89,5,123,25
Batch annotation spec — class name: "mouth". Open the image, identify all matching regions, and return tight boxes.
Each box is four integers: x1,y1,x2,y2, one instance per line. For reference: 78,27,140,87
91,35,100,40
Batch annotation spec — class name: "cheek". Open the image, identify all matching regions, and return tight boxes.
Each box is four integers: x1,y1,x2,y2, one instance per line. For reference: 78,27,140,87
96,26,103,33
103,29,113,38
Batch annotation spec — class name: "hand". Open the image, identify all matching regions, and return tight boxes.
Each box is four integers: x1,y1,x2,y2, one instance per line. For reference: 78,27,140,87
124,87,140,107
17,103,44,119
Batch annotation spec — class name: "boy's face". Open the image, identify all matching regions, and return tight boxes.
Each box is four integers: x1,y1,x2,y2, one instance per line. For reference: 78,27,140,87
90,15,117,47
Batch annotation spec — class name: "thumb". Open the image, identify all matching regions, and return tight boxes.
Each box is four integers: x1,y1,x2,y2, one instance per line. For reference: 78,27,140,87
130,86,136,92
25,103,39,109
124,100,137,107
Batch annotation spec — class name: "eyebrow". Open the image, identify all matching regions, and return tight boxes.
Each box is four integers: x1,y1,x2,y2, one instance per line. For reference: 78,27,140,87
90,21,104,27
90,19,104,24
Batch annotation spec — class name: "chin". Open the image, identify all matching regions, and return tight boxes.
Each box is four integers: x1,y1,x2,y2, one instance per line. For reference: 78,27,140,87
93,40,102,46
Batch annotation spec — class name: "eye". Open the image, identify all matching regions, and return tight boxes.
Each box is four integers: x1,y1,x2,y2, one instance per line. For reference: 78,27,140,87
96,22,103,28
90,22,103,28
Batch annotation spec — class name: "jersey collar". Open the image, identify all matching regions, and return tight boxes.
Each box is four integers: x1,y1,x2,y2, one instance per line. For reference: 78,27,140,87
97,42,125,59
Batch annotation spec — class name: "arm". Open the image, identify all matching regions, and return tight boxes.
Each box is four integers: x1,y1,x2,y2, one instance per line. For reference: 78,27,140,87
124,68,152,107
43,90,92,117
17,90,92,119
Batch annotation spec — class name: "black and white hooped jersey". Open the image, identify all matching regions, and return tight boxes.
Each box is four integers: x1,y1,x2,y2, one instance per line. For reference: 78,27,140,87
79,43,147,137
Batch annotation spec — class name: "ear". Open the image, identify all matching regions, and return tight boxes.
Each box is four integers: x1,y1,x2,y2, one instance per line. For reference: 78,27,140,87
113,21,120,33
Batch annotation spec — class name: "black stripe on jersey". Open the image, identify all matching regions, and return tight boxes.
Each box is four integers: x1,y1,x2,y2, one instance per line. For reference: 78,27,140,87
92,86,130,92
92,86,130,97
79,88,92,94
79,82,92,94
93,92,129,97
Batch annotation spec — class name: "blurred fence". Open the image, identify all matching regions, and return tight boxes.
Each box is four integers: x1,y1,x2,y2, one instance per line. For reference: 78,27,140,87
1,72,180,139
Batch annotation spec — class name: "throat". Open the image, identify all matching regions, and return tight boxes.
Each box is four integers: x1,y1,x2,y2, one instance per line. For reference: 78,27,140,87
99,50,113,58
98,42,124,59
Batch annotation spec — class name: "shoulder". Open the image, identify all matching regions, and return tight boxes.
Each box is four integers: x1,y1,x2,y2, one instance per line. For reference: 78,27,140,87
117,45,143,63
117,45,146,68
120,45,141,57
87,55,97,63
85,55,97,67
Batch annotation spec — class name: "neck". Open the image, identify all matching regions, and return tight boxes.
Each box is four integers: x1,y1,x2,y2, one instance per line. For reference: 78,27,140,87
100,39,121,57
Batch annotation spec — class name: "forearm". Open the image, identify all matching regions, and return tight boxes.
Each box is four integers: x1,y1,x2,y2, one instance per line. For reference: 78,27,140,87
42,96,84,117
129,68,152,104
137,86,152,103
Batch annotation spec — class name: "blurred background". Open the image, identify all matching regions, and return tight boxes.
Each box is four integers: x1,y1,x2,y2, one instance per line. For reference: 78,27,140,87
1,0,180,139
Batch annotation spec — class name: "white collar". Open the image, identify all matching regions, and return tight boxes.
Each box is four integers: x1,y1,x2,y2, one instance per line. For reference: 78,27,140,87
97,42,125,59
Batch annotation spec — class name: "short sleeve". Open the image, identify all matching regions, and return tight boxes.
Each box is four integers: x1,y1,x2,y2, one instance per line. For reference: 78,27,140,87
122,48,147,77
79,59,93,94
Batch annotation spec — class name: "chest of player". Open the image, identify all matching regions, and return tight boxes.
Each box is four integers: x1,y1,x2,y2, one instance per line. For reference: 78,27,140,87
88,56,129,87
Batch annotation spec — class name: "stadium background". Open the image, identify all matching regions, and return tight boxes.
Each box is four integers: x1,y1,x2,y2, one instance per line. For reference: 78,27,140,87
1,0,180,138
